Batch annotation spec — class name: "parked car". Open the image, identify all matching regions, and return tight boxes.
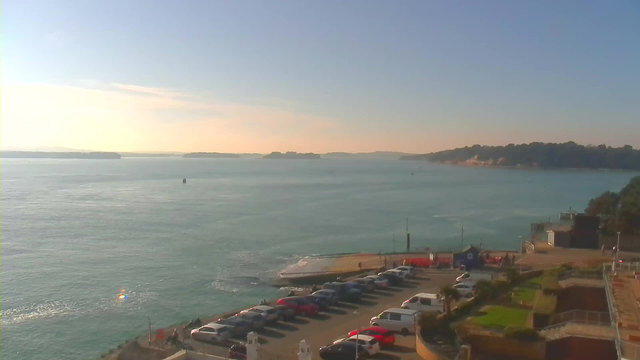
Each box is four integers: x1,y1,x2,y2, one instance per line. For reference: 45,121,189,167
363,275,389,289
276,296,319,316
274,304,297,320
386,269,408,280
228,343,247,360
345,281,369,294
319,341,369,360
377,271,402,286
395,266,417,278
352,278,376,293
305,294,330,310
453,283,475,298
347,326,396,348
215,317,252,337
312,289,340,305
190,323,232,342
401,293,443,312
323,282,363,302
234,311,265,330
455,271,493,285
333,335,380,356
242,305,280,323
369,308,419,335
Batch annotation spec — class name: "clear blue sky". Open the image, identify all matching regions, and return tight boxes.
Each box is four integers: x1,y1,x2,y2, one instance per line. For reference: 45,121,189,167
2,0,639,152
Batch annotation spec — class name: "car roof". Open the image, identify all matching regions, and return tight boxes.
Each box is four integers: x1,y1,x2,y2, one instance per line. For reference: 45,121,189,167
347,334,375,341
251,305,274,310
412,292,439,299
202,323,230,330
280,296,302,300
359,326,391,333
218,317,247,324
314,289,335,293
238,312,261,317
382,308,419,315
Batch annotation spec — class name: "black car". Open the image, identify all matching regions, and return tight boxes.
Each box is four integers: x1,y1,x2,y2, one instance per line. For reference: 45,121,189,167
319,341,368,360
305,294,330,310
378,271,402,286
274,305,297,320
216,317,252,337
323,282,362,302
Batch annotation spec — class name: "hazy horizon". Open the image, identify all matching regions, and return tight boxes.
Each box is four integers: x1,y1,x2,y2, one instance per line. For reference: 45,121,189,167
2,1,639,153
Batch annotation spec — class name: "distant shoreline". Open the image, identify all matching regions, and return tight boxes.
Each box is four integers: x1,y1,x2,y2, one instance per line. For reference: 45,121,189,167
0,151,121,159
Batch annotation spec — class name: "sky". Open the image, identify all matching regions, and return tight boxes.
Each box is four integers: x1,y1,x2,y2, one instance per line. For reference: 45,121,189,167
1,0,639,153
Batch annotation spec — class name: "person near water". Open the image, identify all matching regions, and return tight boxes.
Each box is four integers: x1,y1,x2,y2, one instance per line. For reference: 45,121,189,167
403,259,406,266
311,284,318,292
358,262,362,270
602,245,606,254
287,290,295,296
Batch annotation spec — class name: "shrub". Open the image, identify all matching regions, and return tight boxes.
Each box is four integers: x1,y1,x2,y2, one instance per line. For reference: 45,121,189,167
454,299,476,316
418,311,440,332
474,280,494,300
504,326,540,342
505,268,520,285
491,280,510,297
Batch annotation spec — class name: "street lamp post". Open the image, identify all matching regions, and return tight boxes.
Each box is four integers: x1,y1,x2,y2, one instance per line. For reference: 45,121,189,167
354,310,359,360
615,232,621,270
393,234,396,254
519,236,523,273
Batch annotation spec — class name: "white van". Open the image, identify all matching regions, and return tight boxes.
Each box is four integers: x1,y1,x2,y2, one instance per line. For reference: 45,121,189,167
400,293,444,313
370,308,419,335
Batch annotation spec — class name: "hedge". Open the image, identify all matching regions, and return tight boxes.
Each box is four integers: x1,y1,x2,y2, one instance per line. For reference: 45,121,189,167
504,326,541,342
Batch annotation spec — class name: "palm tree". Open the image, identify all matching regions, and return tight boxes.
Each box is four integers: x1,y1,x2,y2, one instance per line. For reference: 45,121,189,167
439,285,462,314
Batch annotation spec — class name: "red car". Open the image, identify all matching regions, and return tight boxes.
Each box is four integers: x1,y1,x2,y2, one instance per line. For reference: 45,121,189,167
347,326,395,347
276,296,319,316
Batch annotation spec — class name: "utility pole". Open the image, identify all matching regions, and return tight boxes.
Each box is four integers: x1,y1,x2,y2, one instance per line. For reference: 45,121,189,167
460,225,464,251
519,236,523,273
148,315,152,344
406,217,411,253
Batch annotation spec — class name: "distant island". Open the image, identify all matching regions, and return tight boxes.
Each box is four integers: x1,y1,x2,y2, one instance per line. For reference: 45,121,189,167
0,151,121,159
401,142,640,170
324,151,412,160
263,151,321,159
183,152,240,158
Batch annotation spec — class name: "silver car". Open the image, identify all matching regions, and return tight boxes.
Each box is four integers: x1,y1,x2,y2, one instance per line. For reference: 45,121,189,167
243,305,280,323
190,323,232,342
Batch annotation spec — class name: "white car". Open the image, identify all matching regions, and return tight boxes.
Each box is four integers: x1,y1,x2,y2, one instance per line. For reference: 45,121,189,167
242,305,280,323
190,323,232,342
370,308,419,335
333,334,381,356
395,266,416,278
386,269,408,279
453,283,475,298
364,275,389,288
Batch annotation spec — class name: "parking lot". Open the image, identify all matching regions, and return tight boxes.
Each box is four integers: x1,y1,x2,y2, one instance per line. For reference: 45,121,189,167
184,270,459,359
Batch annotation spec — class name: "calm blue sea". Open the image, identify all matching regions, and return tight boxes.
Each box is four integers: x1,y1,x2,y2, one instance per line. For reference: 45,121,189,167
1,158,636,360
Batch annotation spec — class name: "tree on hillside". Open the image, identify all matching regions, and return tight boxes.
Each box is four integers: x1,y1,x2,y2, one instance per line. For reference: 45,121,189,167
585,176,640,235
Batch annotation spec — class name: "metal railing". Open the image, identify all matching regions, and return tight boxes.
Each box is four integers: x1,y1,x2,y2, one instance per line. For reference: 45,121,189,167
558,269,604,281
551,310,611,326
603,263,624,359
541,320,615,340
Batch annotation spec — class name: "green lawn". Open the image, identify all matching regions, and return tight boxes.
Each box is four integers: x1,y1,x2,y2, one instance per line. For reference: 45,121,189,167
527,276,544,287
512,288,537,305
471,306,529,329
